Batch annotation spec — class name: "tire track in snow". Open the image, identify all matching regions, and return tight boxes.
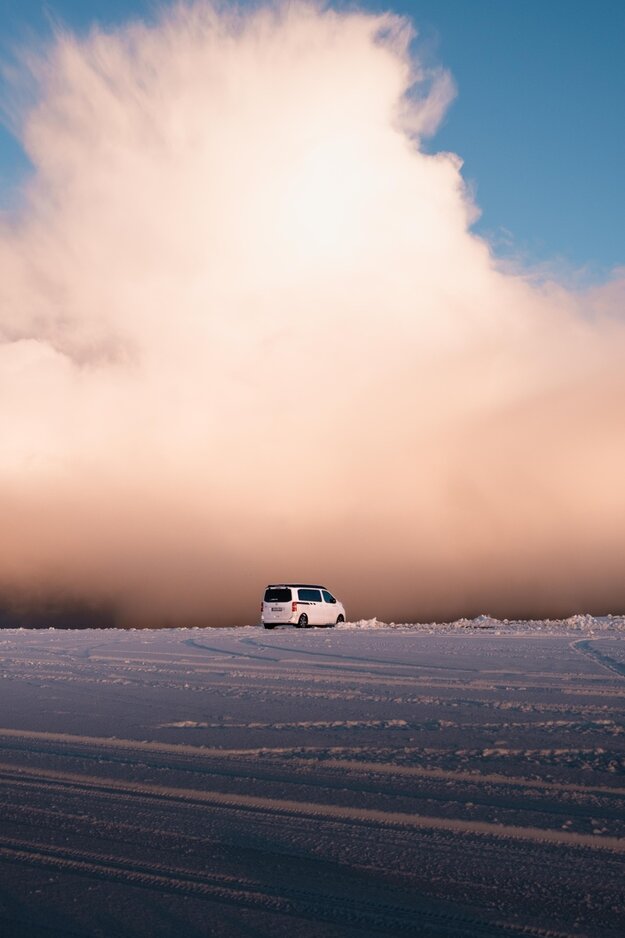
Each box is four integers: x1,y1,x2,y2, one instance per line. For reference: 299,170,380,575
572,640,625,679
312,759,625,799
1,762,624,853
0,835,421,935
0,835,585,938
1,728,623,801
239,637,479,671
0,727,254,760
184,638,281,662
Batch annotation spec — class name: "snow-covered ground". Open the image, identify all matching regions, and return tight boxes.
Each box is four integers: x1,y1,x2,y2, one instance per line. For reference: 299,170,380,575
0,620,624,936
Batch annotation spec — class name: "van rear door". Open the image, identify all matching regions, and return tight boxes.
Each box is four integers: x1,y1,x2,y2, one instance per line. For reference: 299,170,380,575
263,586,292,623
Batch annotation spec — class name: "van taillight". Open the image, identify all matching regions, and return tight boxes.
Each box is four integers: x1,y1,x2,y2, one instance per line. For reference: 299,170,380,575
260,602,263,612
291,601,298,612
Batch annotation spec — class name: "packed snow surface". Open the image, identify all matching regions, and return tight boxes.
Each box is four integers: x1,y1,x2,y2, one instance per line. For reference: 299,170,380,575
0,619,624,936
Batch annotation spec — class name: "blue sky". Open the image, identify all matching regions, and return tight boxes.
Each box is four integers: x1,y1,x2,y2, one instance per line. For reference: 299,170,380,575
0,0,623,277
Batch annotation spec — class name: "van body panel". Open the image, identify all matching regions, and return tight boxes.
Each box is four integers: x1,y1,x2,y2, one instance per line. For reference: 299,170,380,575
261,584,345,627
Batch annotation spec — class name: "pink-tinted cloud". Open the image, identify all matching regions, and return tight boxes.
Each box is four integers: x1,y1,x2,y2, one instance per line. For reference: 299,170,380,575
1,2,625,626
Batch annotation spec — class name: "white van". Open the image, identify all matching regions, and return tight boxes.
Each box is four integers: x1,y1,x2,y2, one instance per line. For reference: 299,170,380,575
261,584,346,629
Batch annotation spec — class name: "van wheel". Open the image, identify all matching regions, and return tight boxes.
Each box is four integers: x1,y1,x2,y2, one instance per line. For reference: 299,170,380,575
297,614,308,629
263,623,275,630
336,615,344,625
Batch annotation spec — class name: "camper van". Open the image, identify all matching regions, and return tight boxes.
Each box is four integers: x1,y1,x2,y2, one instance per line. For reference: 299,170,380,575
261,584,346,629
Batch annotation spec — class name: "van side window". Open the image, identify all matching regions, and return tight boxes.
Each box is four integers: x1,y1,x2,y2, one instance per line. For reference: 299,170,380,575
298,588,322,602
322,590,336,604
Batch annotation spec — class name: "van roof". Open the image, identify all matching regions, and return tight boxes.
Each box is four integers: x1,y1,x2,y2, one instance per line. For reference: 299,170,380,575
266,584,325,589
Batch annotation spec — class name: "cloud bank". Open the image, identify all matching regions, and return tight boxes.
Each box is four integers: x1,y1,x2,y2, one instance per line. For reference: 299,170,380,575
1,1,625,626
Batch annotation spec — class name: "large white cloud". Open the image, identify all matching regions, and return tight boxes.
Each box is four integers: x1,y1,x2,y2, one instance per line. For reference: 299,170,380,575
1,1,624,625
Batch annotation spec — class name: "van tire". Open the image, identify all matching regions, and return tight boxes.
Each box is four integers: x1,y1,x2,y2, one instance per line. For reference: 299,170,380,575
336,615,344,625
297,614,309,629
263,623,275,629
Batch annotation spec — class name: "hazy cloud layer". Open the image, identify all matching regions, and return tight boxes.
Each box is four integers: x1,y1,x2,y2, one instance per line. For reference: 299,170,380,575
1,1,624,626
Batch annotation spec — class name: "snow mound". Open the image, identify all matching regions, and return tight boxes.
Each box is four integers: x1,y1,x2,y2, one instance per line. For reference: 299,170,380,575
338,614,625,634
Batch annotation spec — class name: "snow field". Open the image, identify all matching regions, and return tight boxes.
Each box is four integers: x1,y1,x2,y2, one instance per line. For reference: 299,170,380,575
0,622,623,936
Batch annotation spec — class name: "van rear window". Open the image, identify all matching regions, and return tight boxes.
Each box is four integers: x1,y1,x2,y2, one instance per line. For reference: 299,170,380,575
264,587,291,603
298,588,322,602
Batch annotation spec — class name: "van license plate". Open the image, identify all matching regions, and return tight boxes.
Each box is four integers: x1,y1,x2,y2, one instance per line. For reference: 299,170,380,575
271,607,281,611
